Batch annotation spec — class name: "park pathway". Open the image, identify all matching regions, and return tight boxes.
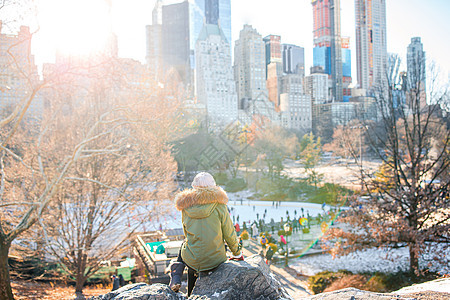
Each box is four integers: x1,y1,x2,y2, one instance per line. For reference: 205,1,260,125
242,239,311,299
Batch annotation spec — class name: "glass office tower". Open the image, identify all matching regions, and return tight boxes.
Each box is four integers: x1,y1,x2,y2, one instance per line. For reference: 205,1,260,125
190,0,231,48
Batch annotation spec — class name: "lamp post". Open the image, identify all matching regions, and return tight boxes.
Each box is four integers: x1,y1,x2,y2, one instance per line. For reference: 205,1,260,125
359,126,363,191
283,223,291,267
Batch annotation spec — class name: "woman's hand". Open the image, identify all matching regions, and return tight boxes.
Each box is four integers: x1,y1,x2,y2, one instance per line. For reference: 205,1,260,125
229,252,244,261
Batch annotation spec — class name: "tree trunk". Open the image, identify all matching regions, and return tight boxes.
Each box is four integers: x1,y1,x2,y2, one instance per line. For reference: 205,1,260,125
409,243,419,274
75,251,88,298
75,272,86,299
0,241,14,300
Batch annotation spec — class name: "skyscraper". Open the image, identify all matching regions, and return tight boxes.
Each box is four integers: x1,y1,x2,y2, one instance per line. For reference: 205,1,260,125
279,74,312,132
0,22,42,117
146,0,232,86
161,1,191,85
146,0,163,78
205,0,219,25
313,46,331,74
218,0,232,45
341,36,352,101
263,35,282,78
329,0,343,102
312,0,343,101
355,0,387,90
263,35,282,108
305,72,329,105
191,0,232,49
152,0,163,25
341,37,351,78
195,24,238,125
407,37,426,90
407,37,426,108
282,44,305,76
234,25,267,102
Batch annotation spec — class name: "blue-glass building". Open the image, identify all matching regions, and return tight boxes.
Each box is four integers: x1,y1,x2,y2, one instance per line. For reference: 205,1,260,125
313,45,352,102
218,0,231,45
342,48,351,78
313,46,331,75
190,1,203,51
314,46,351,78
205,0,219,25
190,0,231,49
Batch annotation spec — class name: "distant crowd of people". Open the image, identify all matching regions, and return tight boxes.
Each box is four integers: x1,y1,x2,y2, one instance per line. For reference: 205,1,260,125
231,203,341,239
232,208,314,238
230,204,343,265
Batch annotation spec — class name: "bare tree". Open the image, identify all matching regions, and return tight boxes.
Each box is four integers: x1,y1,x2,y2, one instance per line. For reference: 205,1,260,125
323,120,366,160
0,74,124,299
0,8,72,297
323,55,450,274
35,57,184,298
0,12,185,300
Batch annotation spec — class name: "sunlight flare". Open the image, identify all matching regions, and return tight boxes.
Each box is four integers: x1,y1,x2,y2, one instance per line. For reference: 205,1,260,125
38,0,111,56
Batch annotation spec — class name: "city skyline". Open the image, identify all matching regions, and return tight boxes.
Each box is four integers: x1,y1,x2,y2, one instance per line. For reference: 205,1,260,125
18,0,450,86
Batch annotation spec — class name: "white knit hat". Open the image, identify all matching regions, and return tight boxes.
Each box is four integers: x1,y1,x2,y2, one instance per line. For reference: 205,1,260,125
191,172,216,188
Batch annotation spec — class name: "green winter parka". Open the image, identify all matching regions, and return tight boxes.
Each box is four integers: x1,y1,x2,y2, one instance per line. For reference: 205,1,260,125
175,186,240,272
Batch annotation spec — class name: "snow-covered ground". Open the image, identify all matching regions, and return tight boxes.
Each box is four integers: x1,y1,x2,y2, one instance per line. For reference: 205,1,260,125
289,247,450,276
283,158,381,190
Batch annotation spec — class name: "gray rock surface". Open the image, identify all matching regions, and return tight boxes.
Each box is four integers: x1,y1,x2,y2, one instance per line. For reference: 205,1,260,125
298,288,409,299
296,278,450,300
394,278,450,295
190,255,292,300
89,260,449,300
88,283,184,300
89,255,291,300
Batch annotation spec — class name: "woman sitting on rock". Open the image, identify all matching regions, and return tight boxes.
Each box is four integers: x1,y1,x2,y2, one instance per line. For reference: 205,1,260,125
169,172,243,296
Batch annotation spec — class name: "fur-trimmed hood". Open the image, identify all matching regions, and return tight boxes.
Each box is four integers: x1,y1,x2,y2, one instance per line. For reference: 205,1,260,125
175,186,228,211
176,186,239,272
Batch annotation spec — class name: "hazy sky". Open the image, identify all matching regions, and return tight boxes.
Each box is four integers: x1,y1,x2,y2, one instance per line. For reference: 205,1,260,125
29,0,450,85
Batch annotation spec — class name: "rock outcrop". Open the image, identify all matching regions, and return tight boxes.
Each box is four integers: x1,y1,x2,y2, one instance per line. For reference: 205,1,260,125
190,255,291,300
90,258,450,300
299,288,401,299
90,255,291,300
297,278,450,300
394,278,450,295
297,287,450,300
89,283,183,300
